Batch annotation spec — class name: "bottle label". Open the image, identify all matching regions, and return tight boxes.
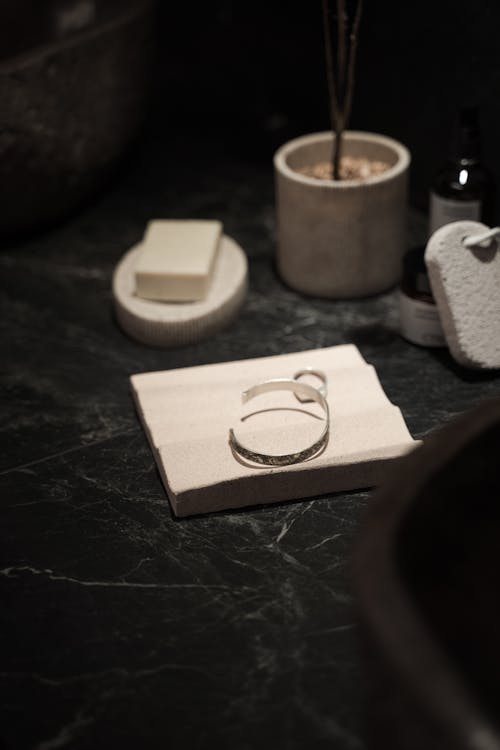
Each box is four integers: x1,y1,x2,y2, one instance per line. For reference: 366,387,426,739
399,291,446,348
429,192,481,235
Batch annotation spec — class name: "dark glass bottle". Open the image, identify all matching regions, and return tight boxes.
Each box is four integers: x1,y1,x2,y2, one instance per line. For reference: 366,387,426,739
399,246,446,348
429,106,495,235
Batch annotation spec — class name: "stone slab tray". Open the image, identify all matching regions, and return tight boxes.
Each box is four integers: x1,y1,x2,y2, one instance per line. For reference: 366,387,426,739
131,344,419,517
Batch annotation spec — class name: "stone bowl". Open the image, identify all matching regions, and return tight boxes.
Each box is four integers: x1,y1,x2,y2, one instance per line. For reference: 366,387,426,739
0,0,153,238
354,398,500,749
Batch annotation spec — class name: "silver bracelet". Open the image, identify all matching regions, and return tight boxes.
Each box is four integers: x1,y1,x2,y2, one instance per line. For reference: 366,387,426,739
292,368,328,402
229,377,330,467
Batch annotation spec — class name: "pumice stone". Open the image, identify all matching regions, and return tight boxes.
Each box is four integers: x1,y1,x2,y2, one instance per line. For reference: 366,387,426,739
425,220,500,369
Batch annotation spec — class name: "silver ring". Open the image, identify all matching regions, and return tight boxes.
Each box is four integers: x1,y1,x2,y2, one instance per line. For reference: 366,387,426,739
293,368,328,403
229,378,330,466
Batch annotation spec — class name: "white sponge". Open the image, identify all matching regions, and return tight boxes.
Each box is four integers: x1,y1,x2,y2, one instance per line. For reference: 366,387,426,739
425,221,500,369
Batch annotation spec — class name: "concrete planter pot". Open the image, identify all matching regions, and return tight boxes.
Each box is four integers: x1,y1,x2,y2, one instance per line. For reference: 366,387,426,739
274,131,411,298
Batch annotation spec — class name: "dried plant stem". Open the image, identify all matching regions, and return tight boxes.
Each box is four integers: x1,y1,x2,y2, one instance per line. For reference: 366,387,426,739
333,132,343,179
322,0,363,180
343,0,363,127
322,0,340,146
337,0,347,102
333,0,347,179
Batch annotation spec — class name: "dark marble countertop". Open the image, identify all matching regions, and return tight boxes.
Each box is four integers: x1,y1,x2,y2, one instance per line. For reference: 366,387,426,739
2,133,500,750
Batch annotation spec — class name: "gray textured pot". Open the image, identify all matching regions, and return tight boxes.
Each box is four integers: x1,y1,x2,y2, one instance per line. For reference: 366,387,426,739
274,131,411,298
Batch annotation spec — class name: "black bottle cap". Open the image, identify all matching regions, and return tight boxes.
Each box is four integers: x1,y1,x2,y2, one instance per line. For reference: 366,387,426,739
402,246,432,296
452,105,481,160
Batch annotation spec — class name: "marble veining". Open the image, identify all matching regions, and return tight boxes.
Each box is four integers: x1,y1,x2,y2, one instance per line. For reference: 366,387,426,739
2,132,500,750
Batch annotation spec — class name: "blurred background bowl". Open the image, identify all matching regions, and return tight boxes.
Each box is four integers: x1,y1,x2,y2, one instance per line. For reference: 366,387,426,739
355,399,500,750
0,0,153,238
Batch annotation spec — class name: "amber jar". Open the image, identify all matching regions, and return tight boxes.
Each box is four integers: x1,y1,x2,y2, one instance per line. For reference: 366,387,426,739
399,247,446,348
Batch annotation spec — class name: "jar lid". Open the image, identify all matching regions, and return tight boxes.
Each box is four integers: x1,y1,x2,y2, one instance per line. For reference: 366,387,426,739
403,246,433,296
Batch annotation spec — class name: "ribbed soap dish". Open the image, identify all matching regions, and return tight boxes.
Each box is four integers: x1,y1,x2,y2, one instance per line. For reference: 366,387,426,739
112,235,248,348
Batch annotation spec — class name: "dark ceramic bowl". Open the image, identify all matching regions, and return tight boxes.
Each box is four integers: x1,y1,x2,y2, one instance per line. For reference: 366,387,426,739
0,0,153,237
354,399,500,750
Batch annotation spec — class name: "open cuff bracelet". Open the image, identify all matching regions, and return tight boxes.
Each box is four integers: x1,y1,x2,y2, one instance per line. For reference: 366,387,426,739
228,377,330,467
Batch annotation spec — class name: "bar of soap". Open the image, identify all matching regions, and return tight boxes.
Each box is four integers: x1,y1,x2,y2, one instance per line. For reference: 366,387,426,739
135,220,222,302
